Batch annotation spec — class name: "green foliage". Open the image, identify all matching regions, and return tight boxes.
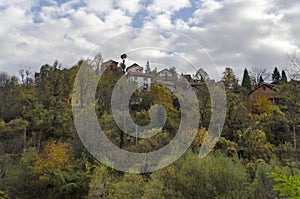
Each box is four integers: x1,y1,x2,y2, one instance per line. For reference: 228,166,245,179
238,128,273,161
109,174,146,199
241,68,252,92
222,67,238,91
269,166,300,198
165,152,250,198
249,161,277,199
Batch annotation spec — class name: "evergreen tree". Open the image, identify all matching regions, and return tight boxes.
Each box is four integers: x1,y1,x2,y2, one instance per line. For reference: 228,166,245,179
241,68,252,91
271,67,281,83
145,61,151,74
259,75,264,84
281,70,287,83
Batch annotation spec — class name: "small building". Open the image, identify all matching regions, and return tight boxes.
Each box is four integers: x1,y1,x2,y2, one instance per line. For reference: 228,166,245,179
127,72,152,92
158,69,173,80
126,63,143,73
102,60,119,74
249,83,276,102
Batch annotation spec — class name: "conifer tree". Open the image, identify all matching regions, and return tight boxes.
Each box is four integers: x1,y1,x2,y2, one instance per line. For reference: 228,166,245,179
272,67,281,83
259,75,264,84
281,70,287,83
241,68,252,91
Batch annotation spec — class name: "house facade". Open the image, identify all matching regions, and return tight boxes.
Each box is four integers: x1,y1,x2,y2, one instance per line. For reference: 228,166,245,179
102,60,119,74
158,69,173,80
127,72,152,92
249,83,276,102
126,63,143,73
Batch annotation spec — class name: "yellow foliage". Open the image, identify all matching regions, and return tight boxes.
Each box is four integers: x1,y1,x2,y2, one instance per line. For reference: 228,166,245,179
191,128,208,152
34,140,72,180
251,93,273,115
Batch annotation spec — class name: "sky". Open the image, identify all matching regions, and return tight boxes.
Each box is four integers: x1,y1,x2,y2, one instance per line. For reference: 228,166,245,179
0,0,300,80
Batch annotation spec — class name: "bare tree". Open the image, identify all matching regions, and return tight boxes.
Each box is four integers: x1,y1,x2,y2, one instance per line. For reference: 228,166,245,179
19,69,25,84
287,51,300,80
25,67,31,87
0,72,10,87
91,52,103,75
249,67,270,85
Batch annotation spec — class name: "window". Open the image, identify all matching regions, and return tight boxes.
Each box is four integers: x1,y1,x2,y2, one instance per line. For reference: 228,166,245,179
144,77,148,81
134,77,137,80
263,86,266,91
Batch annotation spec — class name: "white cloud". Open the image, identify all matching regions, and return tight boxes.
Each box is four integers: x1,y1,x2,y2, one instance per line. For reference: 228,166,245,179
83,0,114,14
147,0,191,15
0,0,300,80
116,0,142,15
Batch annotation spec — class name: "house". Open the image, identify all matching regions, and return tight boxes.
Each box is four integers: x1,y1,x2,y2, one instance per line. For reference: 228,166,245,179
102,60,119,74
127,72,152,92
126,63,143,73
158,69,173,80
248,83,276,102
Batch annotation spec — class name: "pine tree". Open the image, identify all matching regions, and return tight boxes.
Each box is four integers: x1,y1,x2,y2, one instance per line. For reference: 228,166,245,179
259,75,264,84
145,61,151,74
272,67,281,83
281,70,287,83
241,68,252,92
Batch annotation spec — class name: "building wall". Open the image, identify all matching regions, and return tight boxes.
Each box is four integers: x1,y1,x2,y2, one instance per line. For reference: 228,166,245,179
158,70,172,77
127,66,143,73
128,75,151,91
249,85,274,100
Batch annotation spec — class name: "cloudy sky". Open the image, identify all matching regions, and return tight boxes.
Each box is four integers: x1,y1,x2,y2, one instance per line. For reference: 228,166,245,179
0,0,300,80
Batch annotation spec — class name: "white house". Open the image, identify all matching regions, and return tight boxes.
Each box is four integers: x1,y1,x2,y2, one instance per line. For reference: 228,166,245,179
126,63,143,73
158,69,173,78
127,72,152,92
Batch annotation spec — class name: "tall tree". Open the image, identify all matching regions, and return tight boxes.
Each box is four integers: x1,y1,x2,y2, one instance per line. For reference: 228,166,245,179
287,51,300,80
272,67,281,83
259,75,264,84
222,67,238,91
241,68,252,92
281,70,288,83
120,54,127,73
249,67,269,86
145,61,151,74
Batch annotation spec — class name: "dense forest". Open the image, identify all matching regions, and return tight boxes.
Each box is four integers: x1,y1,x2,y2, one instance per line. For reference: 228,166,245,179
0,55,299,199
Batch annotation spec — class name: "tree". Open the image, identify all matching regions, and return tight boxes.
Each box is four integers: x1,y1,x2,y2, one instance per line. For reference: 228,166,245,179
277,81,300,151
249,67,269,86
238,128,273,161
0,72,10,87
120,54,127,72
90,52,103,75
19,69,25,84
25,67,31,87
169,152,250,198
241,68,252,92
281,70,288,83
287,51,300,80
145,61,151,74
269,166,300,198
222,67,238,91
271,67,281,84
259,75,264,84
110,174,146,199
